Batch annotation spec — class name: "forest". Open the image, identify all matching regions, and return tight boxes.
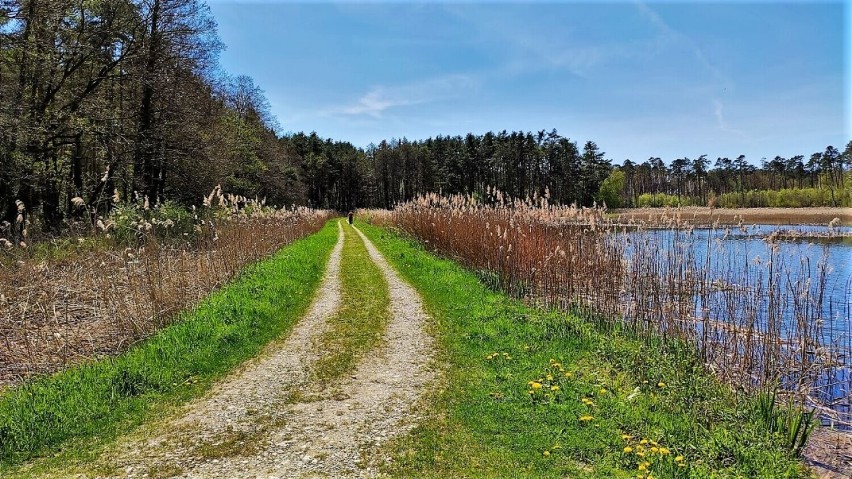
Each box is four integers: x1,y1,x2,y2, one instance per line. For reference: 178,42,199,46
2,0,850,240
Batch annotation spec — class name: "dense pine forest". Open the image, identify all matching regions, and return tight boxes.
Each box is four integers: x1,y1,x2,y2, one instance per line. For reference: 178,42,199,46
1,0,850,239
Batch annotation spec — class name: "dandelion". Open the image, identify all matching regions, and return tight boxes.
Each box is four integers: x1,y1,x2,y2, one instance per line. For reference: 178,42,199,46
623,446,633,453
579,415,594,422
543,450,550,457
564,372,573,378
599,388,608,395
550,385,560,391
531,382,543,390
621,434,632,440
657,382,666,388
658,447,670,456
674,455,684,462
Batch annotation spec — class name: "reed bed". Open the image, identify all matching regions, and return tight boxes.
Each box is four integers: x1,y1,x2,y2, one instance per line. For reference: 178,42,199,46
363,191,852,429
0,192,330,386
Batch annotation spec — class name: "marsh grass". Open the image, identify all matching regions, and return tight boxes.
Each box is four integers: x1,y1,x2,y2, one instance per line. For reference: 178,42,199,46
358,222,809,478
313,222,390,382
362,191,851,429
0,192,330,386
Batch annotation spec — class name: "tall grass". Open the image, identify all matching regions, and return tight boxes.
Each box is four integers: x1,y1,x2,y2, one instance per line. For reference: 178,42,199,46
363,191,851,430
0,189,330,386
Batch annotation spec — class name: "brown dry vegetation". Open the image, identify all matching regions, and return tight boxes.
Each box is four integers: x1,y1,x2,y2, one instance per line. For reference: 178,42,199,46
611,206,852,226
362,192,851,427
0,200,330,387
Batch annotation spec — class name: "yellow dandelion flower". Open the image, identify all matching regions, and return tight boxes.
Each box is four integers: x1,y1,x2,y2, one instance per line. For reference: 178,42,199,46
640,439,649,445
657,382,666,388
636,451,645,457
579,415,594,422
623,446,633,453
543,450,550,457
565,372,573,378
650,446,659,453
550,385,560,391
638,463,647,471
621,434,632,440
599,388,608,395
531,382,543,390
546,374,554,381
659,447,670,455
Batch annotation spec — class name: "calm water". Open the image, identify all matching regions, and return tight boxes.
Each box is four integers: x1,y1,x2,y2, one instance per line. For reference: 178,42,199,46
619,224,852,425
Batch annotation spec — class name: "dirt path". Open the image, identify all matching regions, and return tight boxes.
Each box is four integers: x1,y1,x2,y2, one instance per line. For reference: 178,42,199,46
81,221,436,478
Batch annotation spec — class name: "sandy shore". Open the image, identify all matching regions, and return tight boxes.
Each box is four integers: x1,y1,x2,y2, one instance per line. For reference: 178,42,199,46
610,207,852,226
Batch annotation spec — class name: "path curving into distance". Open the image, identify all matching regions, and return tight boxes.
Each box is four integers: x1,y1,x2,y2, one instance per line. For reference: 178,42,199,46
83,220,437,478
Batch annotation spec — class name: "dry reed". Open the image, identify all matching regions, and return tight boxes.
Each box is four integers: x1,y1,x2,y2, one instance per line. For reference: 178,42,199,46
0,193,330,386
363,190,852,429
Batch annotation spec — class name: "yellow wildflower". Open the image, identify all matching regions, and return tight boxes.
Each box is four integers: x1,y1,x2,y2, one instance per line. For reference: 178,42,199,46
657,382,666,388
565,372,573,378
579,415,594,422
550,385,560,391
675,455,684,462
623,446,633,453
659,447,670,455
599,388,608,394
621,434,632,440
543,450,550,457
531,382,542,390
640,439,649,445
546,374,554,381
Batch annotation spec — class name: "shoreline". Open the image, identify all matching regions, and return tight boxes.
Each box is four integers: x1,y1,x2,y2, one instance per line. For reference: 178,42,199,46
610,206,852,226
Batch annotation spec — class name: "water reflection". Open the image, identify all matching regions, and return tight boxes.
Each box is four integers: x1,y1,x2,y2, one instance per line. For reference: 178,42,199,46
618,224,851,427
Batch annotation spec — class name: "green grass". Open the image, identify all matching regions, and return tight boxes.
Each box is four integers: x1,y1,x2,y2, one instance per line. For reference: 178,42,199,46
0,220,340,473
356,221,809,479
313,222,390,382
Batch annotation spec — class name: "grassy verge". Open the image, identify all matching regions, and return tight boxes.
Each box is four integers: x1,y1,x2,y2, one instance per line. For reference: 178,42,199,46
313,222,390,382
357,222,809,479
0,220,340,473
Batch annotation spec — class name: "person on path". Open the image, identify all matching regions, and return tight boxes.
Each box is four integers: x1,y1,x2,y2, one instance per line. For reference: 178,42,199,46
348,211,354,224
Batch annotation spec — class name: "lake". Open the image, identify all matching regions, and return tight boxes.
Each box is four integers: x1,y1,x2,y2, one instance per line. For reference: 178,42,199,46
619,224,852,427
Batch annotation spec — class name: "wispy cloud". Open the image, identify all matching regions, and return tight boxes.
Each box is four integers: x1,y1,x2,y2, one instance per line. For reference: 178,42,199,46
713,99,750,140
634,1,732,90
332,74,477,118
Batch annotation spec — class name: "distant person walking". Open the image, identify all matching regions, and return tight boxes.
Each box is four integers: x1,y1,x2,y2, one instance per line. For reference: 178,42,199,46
348,211,354,224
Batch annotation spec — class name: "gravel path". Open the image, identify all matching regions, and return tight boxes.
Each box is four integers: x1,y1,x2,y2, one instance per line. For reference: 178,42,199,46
88,221,436,478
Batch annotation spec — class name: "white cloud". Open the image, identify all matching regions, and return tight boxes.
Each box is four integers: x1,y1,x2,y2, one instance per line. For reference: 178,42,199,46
333,74,477,119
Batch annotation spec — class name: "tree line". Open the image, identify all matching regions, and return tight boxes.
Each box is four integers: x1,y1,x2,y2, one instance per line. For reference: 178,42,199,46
285,130,851,210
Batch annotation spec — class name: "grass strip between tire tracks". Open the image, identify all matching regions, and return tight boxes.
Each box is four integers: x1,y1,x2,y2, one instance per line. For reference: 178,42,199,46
0,220,340,472
313,221,390,382
356,221,810,479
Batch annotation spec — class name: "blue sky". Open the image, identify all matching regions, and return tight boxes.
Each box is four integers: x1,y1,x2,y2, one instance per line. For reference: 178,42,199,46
207,1,848,164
